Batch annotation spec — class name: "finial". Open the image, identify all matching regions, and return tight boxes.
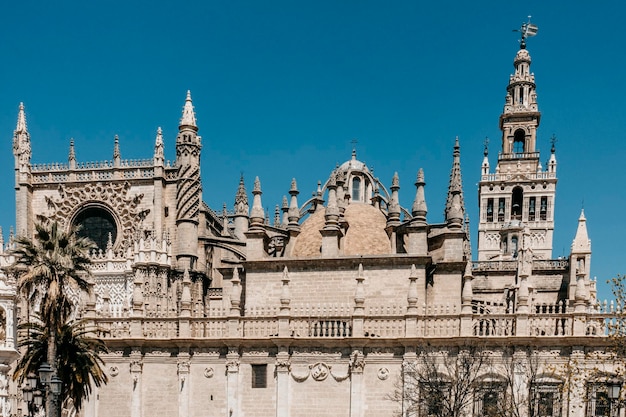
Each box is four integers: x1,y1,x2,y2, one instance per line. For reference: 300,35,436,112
550,134,557,153
113,135,121,160
16,102,27,133
234,174,249,216
68,139,76,164
483,137,489,156
514,16,538,49
179,90,197,128
351,139,358,160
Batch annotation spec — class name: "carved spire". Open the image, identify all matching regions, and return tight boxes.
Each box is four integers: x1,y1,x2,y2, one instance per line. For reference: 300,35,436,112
324,171,340,230
249,176,265,229
179,90,197,129
230,267,242,314
445,137,465,228
288,178,300,231
113,135,121,167
68,139,76,170
387,172,401,225
13,102,31,169
481,138,490,176
281,195,289,227
154,127,164,165
411,168,427,223
233,175,249,240
234,175,249,216
571,209,591,253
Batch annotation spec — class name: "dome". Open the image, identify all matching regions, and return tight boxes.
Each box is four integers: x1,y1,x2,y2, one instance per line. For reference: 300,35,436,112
290,203,391,257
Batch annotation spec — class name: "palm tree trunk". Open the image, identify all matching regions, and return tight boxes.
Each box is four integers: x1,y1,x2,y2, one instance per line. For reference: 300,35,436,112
47,315,60,417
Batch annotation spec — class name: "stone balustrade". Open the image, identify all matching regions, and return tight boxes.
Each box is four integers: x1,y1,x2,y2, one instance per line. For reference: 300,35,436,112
86,307,620,341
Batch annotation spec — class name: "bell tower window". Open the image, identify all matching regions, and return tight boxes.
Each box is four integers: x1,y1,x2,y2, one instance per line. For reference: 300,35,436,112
497,198,505,222
528,197,536,221
511,187,523,220
540,196,548,221
513,129,526,153
486,198,494,222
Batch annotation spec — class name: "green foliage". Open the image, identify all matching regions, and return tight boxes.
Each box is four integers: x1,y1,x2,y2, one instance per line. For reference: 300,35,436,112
11,220,107,413
13,221,94,325
14,320,109,411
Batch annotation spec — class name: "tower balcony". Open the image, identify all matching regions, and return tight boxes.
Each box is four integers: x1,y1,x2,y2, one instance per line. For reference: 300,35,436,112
498,151,540,161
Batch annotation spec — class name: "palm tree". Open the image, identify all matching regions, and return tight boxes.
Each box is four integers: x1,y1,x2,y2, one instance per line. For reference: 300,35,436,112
14,320,109,411
12,221,101,417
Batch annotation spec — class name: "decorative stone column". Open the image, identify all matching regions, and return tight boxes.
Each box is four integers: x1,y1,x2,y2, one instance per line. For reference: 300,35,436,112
278,267,291,337
405,265,419,338
275,348,290,417
349,350,365,417
129,352,143,417
352,264,366,337
226,349,240,417
178,358,190,417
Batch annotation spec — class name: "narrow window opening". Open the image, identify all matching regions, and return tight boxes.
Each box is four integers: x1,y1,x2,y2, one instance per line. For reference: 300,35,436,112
540,196,548,220
486,198,494,222
528,197,536,221
513,129,526,153
497,198,505,222
511,187,523,220
252,364,267,388
352,177,361,202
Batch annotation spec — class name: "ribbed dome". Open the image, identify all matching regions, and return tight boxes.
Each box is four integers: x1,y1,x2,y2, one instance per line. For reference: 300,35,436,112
290,203,391,258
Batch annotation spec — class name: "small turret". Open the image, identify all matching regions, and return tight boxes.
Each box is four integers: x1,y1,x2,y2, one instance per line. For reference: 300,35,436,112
175,91,202,270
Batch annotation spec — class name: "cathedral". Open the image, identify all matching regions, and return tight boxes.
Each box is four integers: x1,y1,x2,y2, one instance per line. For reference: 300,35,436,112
0,34,622,417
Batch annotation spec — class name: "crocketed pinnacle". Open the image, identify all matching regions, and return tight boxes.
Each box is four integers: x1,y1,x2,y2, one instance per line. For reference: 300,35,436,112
571,209,591,253
68,139,76,164
444,137,465,227
16,102,27,133
234,175,249,216
113,135,121,160
179,90,197,129
250,176,265,227
13,102,31,161
411,168,427,221
387,172,401,225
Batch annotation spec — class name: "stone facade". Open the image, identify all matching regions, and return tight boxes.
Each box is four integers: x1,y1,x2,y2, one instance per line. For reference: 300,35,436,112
0,38,622,417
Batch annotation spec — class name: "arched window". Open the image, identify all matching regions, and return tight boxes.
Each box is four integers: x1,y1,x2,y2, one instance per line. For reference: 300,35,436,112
352,177,361,202
511,187,523,219
513,129,526,153
73,205,118,251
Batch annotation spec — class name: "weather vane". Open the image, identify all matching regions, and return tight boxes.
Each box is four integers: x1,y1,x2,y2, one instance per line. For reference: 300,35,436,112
513,16,538,49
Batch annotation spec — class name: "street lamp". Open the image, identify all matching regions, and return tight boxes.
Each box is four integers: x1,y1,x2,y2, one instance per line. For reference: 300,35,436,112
38,362,52,385
608,379,622,417
21,376,43,417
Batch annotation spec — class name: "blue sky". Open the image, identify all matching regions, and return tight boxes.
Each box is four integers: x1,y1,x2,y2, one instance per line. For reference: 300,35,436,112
1,1,625,300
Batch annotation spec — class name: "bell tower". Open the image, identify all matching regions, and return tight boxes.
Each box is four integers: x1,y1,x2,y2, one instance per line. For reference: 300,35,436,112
477,21,557,261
